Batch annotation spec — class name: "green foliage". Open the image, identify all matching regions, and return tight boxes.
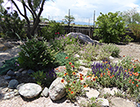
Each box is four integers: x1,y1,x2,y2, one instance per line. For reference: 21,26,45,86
79,43,99,61
41,20,65,40
93,12,127,43
0,10,26,39
18,37,57,71
55,52,73,66
0,57,20,75
64,41,81,58
119,8,140,24
129,23,140,39
64,15,75,25
101,43,120,57
30,70,56,87
50,34,79,52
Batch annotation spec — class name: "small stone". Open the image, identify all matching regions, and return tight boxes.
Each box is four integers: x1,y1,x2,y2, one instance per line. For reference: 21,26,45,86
41,87,49,97
7,70,15,76
17,68,24,72
109,56,114,60
8,79,18,89
22,70,27,75
4,75,11,80
97,98,109,107
27,69,34,74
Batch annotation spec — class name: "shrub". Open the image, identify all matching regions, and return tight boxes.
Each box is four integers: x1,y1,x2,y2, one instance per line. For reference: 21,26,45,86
90,59,139,97
30,69,56,87
129,23,140,39
50,34,79,52
55,52,73,66
18,37,57,71
101,43,120,57
79,43,99,61
0,10,26,39
93,12,132,43
0,57,20,75
41,20,65,41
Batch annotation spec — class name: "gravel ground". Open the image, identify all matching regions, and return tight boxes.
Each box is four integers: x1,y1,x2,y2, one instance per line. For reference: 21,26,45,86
0,42,139,107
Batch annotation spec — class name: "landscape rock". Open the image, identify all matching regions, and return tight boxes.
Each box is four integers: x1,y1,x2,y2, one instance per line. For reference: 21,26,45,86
27,69,34,74
6,70,15,76
101,87,121,96
76,97,89,106
78,66,92,76
49,77,67,101
3,89,19,100
67,32,101,45
18,83,42,98
110,97,136,107
4,42,14,48
96,98,109,107
41,87,49,97
4,75,12,80
84,87,100,99
8,79,18,89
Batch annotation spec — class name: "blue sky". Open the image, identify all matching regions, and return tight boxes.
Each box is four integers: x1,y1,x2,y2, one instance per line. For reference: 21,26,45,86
2,0,140,24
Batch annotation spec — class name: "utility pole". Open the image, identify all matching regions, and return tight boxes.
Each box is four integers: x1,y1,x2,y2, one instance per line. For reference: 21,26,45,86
68,9,70,32
93,10,95,27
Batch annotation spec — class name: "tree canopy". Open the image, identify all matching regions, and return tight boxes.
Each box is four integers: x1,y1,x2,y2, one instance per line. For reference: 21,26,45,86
8,0,52,38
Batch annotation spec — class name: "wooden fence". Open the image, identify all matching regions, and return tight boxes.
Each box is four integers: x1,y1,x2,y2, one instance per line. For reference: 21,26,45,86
31,24,136,41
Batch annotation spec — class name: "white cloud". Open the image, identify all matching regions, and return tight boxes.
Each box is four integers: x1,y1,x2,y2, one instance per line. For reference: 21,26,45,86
2,0,140,24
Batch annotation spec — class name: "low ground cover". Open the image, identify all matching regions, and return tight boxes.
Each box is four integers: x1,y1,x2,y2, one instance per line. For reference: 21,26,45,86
0,34,139,106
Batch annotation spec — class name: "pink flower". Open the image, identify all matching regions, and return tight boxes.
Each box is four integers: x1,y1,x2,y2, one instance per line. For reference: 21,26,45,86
57,32,60,34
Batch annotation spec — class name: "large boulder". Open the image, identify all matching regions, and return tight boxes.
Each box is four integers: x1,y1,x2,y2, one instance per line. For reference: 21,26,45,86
67,32,101,45
18,83,42,98
49,77,67,101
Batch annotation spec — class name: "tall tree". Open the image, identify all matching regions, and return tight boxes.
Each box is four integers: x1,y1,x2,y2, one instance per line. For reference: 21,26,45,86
0,0,5,13
119,8,140,24
64,15,75,26
9,0,52,38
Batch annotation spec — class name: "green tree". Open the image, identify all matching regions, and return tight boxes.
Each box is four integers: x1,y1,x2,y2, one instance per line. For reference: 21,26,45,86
0,0,5,13
93,12,128,43
64,15,75,26
119,8,140,24
9,0,53,38
0,10,26,39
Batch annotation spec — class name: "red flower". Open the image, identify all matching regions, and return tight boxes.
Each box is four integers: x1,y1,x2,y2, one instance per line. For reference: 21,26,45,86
73,81,76,84
72,72,76,75
129,79,131,83
55,32,57,34
71,65,74,68
132,81,134,84
61,79,64,83
64,73,68,76
71,91,74,94
93,78,96,81
136,84,138,87
80,77,83,80
65,57,68,59
69,62,72,65
110,76,112,78
57,32,60,34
